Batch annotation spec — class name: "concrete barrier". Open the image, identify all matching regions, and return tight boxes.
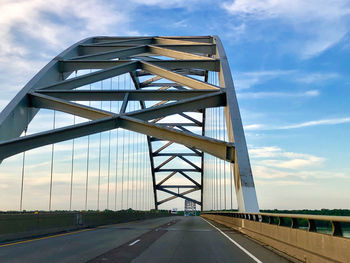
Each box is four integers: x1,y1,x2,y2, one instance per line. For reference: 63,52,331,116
202,212,350,263
0,210,171,243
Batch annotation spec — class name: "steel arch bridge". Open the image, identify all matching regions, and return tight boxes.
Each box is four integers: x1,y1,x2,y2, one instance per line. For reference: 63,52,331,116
0,36,259,212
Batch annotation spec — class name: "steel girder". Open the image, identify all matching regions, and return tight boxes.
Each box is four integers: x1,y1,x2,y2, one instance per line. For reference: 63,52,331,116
0,36,259,212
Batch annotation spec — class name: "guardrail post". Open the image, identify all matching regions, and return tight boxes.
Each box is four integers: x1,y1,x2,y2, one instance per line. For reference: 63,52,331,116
291,218,299,229
331,221,343,236
308,219,316,232
278,217,283,226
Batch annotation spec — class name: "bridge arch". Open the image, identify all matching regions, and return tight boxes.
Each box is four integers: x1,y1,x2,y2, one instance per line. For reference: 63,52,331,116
0,36,258,212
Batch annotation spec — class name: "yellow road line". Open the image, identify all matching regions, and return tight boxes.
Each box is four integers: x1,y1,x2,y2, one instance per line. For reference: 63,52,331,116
0,228,92,248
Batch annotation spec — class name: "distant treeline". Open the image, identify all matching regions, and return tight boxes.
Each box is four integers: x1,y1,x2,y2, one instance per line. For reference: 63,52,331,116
261,209,350,216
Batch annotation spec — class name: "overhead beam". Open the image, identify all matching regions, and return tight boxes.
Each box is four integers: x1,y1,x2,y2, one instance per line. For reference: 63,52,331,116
157,185,197,189
69,46,148,61
80,44,216,56
60,59,219,72
36,89,216,101
153,37,211,46
92,37,153,45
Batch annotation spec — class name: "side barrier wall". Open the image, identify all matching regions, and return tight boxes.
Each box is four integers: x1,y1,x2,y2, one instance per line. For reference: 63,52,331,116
201,214,350,263
0,210,171,243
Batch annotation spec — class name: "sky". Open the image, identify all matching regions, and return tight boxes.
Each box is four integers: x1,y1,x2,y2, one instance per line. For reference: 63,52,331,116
0,0,350,211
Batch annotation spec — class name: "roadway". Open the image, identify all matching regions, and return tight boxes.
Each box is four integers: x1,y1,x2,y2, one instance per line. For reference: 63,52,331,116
0,216,291,263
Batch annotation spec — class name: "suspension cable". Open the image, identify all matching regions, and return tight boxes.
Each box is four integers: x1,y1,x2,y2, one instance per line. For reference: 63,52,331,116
115,76,119,211
85,70,92,211
69,114,76,211
107,78,112,209
121,128,125,209
223,107,227,210
20,128,27,212
49,110,56,211
97,80,103,211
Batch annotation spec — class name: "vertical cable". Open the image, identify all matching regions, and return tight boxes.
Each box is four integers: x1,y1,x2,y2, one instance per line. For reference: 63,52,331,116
97,80,103,211
20,128,27,211
115,105,119,211
49,110,56,211
126,121,130,209
230,162,233,210
69,115,76,211
115,76,119,211
121,128,125,209
137,132,140,210
85,70,92,211
107,78,112,209
69,70,78,211
223,108,227,210
131,102,135,209
143,137,146,210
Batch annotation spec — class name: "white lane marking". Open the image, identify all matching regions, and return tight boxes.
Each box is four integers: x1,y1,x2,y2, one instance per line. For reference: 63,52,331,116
201,217,263,263
128,239,141,246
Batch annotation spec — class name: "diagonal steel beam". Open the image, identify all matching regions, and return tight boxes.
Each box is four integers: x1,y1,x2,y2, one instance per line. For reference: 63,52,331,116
41,61,139,91
29,92,113,120
177,155,201,171
157,187,201,205
125,91,226,121
148,45,214,61
157,171,177,186
0,117,117,161
178,171,201,187
118,116,235,162
141,61,219,90
153,141,174,155
154,156,176,170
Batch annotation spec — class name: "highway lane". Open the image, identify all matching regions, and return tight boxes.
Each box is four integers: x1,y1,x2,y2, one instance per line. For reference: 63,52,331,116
0,216,291,262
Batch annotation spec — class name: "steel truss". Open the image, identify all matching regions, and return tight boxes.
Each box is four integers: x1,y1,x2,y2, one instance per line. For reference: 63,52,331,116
0,36,259,212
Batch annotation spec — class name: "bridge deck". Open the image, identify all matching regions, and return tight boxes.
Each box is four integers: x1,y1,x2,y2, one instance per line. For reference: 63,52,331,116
0,216,290,263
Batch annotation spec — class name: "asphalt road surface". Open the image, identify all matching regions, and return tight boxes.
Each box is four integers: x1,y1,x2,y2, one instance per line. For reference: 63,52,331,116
0,216,291,263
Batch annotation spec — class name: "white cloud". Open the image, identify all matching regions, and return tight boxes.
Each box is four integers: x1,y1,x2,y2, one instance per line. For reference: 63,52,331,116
250,146,325,170
0,0,137,108
249,146,347,185
222,0,350,58
282,117,350,129
234,69,338,90
129,0,200,8
245,117,350,130
237,90,319,99
295,72,340,84
234,69,295,90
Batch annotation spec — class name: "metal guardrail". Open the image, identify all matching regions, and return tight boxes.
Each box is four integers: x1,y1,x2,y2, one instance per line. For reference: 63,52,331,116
202,211,350,237
201,211,350,263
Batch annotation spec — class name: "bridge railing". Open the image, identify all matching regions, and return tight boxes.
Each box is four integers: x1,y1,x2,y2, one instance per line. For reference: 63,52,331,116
201,211,350,263
203,211,350,237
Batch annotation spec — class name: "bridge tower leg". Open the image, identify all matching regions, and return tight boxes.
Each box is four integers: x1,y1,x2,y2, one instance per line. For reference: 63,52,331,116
214,36,259,212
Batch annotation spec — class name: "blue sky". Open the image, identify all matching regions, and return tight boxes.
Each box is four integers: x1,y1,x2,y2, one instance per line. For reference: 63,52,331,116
0,0,350,210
